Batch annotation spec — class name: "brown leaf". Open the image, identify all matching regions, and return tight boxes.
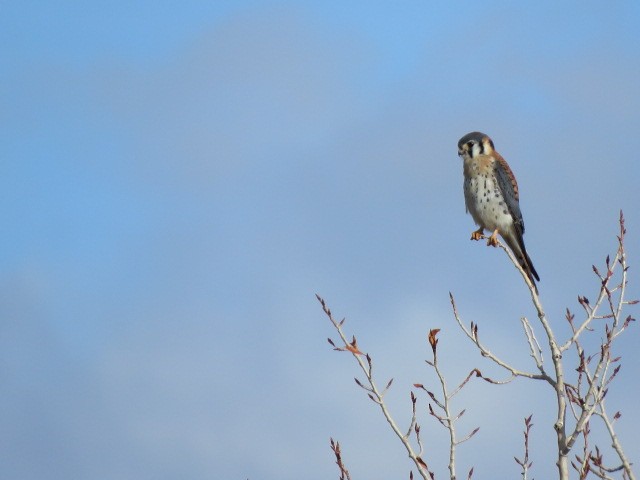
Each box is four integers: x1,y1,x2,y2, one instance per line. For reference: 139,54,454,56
345,336,363,355
428,329,440,352
345,344,362,355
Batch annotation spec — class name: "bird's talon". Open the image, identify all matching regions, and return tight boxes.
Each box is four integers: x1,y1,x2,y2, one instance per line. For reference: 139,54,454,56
487,229,499,247
470,228,484,241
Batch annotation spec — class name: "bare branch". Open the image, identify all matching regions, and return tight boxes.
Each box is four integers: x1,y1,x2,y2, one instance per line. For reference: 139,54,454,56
450,293,549,381
317,295,434,480
330,438,352,480
521,316,545,371
320,212,636,480
422,329,478,479
514,415,534,480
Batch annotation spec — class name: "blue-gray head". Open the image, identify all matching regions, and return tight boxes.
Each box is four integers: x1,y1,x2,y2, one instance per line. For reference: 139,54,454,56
458,131,494,159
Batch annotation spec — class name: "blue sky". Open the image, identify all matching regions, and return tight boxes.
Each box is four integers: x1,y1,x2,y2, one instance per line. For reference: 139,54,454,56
2,1,640,479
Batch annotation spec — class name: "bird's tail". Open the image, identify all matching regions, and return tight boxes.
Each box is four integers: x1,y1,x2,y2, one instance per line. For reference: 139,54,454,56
504,234,540,292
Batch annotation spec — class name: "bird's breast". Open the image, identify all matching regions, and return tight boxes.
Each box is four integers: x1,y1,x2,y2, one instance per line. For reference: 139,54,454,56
464,161,513,232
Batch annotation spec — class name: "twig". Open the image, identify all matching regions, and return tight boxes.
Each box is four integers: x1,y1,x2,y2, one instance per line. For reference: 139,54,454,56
416,329,479,480
514,415,534,480
449,294,548,382
330,438,352,480
318,295,434,480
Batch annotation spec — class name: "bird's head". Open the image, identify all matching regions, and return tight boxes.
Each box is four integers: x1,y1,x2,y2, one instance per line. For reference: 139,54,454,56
458,131,494,159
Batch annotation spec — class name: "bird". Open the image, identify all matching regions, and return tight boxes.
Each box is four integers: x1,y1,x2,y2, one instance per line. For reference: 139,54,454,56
457,131,540,291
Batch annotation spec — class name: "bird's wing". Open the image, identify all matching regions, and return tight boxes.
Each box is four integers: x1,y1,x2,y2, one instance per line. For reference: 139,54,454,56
493,153,525,233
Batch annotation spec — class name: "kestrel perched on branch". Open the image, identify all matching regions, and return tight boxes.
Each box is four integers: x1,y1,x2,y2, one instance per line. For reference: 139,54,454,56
457,131,540,290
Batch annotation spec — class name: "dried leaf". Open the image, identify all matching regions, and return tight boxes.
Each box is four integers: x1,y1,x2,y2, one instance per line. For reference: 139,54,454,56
345,336,363,355
428,329,440,352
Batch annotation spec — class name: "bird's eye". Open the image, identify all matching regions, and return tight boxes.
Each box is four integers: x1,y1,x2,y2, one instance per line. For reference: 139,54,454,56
467,141,474,149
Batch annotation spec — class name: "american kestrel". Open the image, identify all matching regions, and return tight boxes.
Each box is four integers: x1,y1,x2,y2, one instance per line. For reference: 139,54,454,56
457,131,540,290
